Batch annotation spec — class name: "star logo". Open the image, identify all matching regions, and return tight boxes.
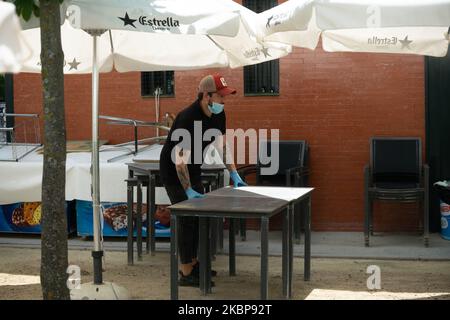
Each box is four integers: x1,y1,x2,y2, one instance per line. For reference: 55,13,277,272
261,46,271,58
68,58,81,71
118,12,137,28
399,36,413,50
266,16,273,28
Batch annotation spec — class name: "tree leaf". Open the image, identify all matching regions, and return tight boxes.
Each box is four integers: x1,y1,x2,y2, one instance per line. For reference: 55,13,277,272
33,4,40,18
13,0,41,21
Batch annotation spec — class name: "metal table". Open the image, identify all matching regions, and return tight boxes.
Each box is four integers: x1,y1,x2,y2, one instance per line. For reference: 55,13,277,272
126,161,225,265
168,186,314,300
126,162,160,264
210,186,314,288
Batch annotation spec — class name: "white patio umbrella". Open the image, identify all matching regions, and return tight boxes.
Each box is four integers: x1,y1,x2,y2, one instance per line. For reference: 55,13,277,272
259,0,450,57
21,0,291,73
19,0,292,296
0,2,31,73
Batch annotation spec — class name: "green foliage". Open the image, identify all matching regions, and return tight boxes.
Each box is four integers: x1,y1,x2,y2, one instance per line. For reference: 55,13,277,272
13,0,39,21
13,0,64,21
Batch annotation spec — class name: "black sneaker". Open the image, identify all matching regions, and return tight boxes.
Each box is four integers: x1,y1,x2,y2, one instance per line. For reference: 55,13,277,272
178,270,215,287
178,271,199,287
192,263,217,277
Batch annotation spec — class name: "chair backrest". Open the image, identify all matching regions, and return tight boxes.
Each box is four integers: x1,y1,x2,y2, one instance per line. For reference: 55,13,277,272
370,137,421,185
258,140,307,176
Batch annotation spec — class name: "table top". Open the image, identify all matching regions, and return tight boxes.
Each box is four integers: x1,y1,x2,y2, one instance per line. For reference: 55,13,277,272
168,194,288,217
207,186,314,202
127,162,160,172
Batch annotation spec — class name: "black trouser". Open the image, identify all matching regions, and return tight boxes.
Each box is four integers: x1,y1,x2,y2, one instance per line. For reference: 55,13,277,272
164,182,204,265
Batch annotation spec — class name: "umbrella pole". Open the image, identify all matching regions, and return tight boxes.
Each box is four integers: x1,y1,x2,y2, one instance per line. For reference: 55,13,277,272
154,88,161,137
71,29,130,299
91,31,103,285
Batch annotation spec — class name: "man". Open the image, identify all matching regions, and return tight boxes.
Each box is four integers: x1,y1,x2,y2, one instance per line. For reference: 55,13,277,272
160,74,247,287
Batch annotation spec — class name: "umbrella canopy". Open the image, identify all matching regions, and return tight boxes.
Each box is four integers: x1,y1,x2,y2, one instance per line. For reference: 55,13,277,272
0,2,31,73
20,20,113,74
260,0,450,57
19,0,291,73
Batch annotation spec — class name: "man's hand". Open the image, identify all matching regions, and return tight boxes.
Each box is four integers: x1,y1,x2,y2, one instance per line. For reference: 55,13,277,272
185,187,205,199
230,170,247,188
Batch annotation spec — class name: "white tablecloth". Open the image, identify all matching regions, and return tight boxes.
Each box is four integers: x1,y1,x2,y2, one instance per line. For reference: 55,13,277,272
0,144,170,204
0,144,230,205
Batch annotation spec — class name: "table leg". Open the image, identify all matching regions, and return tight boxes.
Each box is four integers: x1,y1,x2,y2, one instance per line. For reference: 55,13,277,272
145,183,150,254
210,176,218,258
234,219,239,236
260,217,269,300
282,207,289,299
229,218,236,276
218,172,225,252
127,184,134,266
170,214,178,300
294,202,301,244
240,218,246,241
137,181,143,261
210,217,217,260
304,196,311,281
199,217,208,296
218,218,224,253
206,218,212,294
289,203,294,298
150,174,156,256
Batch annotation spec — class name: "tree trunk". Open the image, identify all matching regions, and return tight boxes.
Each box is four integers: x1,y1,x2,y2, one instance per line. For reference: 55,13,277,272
39,0,69,300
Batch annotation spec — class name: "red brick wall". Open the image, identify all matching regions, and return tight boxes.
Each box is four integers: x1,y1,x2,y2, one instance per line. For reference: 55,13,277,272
13,42,425,232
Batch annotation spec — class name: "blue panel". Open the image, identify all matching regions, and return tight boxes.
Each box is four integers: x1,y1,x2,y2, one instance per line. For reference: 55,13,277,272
0,201,76,234
76,200,170,238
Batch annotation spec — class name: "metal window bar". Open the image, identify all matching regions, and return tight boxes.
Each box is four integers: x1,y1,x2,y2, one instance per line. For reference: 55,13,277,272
244,60,279,94
243,0,279,95
141,71,174,96
243,0,277,13
0,113,42,162
99,115,170,163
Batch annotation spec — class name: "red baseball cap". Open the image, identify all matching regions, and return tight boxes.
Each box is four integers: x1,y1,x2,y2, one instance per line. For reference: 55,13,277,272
198,74,236,96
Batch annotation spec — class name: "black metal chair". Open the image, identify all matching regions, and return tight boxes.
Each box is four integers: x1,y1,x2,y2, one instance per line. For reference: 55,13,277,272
237,140,310,242
364,137,429,247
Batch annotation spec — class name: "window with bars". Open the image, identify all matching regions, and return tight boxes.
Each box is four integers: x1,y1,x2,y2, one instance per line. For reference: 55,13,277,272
141,71,175,97
243,0,279,96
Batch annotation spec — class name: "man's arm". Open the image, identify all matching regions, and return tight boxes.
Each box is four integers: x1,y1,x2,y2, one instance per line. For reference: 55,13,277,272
174,146,191,191
214,134,247,188
216,134,236,172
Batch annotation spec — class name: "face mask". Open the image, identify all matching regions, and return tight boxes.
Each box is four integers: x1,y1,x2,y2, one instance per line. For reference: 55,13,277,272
208,102,224,114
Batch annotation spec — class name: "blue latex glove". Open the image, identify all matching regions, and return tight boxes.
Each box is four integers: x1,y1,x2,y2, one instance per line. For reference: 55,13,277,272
185,187,205,199
230,170,247,188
